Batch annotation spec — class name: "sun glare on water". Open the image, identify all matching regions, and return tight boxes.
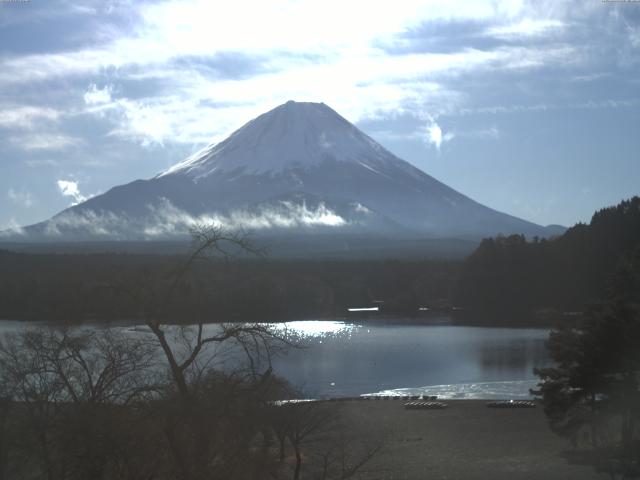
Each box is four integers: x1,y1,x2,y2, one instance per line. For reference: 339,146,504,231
274,320,355,338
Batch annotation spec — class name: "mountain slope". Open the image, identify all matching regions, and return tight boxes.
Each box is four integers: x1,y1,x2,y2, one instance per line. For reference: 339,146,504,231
15,101,560,246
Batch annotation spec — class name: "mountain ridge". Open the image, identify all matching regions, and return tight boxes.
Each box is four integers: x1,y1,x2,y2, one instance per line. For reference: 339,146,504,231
3,101,563,251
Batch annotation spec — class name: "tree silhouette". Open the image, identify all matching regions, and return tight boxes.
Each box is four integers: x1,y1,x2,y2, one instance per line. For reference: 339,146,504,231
533,254,640,478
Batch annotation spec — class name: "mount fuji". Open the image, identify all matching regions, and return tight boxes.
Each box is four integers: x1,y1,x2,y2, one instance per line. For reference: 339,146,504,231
9,101,562,256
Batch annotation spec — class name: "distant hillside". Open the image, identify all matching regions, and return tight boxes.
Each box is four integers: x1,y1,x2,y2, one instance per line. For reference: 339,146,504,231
453,197,640,323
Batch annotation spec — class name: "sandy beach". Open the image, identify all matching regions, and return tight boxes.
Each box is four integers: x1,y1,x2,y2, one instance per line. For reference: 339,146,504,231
336,400,605,480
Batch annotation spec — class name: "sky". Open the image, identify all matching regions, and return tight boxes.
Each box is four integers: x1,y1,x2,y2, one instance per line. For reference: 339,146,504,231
0,0,639,231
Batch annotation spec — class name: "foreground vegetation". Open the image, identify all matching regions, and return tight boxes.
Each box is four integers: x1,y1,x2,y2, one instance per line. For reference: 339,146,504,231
522,199,640,478
0,327,386,480
533,257,640,479
0,228,385,480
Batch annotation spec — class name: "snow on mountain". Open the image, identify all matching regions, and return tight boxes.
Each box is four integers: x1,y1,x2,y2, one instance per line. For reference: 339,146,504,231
159,101,404,178
9,100,562,250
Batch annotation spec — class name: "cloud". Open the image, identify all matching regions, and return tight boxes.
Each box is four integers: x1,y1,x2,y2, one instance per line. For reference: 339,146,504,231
44,208,121,238
422,117,454,151
455,98,640,117
0,0,588,150
375,122,498,148
142,198,346,236
25,158,60,168
0,106,60,129
7,188,34,208
105,98,178,146
56,180,88,205
462,126,501,139
0,218,25,237
0,1,497,85
353,203,371,214
484,19,565,40
84,83,113,105
571,72,611,82
42,198,347,239
8,133,82,151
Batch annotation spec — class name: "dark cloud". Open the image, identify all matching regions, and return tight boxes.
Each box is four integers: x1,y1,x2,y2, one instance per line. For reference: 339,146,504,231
375,20,500,55
0,0,143,55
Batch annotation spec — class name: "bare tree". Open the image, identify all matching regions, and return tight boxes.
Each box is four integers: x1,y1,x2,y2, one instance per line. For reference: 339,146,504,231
0,328,159,480
105,225,295,480
108,225,287,399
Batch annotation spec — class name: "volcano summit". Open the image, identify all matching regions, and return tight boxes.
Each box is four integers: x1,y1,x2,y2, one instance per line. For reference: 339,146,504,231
11,101,561,256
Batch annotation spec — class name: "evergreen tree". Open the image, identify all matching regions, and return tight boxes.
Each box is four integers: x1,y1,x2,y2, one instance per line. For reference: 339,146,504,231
533,253,640,477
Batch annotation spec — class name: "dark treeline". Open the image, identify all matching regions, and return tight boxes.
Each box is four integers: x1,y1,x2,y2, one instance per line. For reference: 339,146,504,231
3,196,640,327
0,251,459,323
454,196,640,324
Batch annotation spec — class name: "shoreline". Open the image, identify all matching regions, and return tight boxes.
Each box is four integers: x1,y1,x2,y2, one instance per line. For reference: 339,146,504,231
0,314,556,329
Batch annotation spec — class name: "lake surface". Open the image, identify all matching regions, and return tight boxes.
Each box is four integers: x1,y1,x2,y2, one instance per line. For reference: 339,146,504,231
0,318,551,400
270,319,551,399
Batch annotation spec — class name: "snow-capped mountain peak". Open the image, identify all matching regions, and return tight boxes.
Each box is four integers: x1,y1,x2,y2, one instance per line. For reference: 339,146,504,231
158,101,398,179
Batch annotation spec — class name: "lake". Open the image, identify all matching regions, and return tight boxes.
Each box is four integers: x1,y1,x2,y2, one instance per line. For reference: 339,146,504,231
0,317,551,400
270,319,551,399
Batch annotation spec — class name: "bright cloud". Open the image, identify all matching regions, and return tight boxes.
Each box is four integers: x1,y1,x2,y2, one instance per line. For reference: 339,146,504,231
84,84,113,105
423,117,454,151
133,0,517,56
56,180,88,205
42,198,346,239
0,0,581,149
143,198,346,236
0,1,530,86
484,19,565,39
90,44,576,148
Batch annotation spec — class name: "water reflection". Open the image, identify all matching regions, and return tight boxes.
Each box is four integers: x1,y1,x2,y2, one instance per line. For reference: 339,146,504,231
371,380,540,400
271,319,551,399
274,320,355,338
479,339,548,372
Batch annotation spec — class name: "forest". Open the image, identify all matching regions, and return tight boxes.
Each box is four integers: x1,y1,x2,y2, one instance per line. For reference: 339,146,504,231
0,249,458,324
453,196,640,324
0,197,639,327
